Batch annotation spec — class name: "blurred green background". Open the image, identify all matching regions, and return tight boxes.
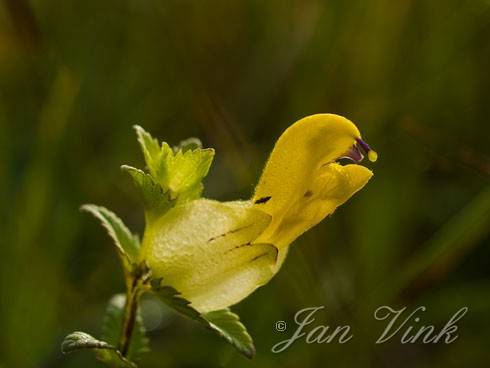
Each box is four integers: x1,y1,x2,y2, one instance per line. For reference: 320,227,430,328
1,0,489,367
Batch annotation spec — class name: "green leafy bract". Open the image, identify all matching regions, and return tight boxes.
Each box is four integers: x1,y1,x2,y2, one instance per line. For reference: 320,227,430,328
121,165,173,222
133,125,214,202
81,205,140,269
151,279,255,359
61,331,136,368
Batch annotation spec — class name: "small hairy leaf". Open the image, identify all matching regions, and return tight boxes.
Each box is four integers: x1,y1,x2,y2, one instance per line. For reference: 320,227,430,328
61,331,112,353
132,125,214,202
134,125,164,176
165,148,214,200
151,279,255,358
134,125,172,185
101,294,150,362
121,165,173,221
81,205,140,266
61,331,136,368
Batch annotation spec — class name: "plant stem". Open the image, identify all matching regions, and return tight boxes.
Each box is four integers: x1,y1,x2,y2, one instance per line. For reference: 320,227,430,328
119,278,141,357
118,264,151,358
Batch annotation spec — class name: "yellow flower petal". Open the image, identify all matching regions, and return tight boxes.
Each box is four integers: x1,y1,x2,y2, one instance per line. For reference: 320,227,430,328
142,199,278,313
254,114,373,248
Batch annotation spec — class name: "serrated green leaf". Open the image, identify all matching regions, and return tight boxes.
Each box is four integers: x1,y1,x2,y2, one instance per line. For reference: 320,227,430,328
134,125,164,175
81,205,140,266
121,165,173,221
101,294,150,363
150,279,204,322
61,331,136,368
203,309,255,359
134,125,172,185
151,279,255,358
165,148,214,200
132,125,214,202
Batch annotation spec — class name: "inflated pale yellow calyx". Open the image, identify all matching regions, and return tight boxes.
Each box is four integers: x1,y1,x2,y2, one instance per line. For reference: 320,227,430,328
142,199,278,313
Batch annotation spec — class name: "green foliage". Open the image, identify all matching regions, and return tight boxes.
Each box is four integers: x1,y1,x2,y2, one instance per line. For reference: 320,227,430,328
151,278,255,358
81,205,140,269
72,128,255,365
61,331,113,353
150,278,204,322
61,294,149,368
61,332,136,368
123,127,215,223
203,309,256,359
121,165,174,222
133,125,214,202
163,147,214,200
134,125,163,175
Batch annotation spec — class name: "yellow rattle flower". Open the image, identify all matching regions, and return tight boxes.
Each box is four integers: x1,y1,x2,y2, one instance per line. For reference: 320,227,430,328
141,114,377,313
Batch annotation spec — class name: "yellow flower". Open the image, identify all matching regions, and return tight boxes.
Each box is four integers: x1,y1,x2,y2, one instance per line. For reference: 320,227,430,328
142,114,377,313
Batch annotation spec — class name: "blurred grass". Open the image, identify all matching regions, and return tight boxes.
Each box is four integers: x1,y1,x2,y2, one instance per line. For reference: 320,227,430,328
0,0,489,367
380,185,490,302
